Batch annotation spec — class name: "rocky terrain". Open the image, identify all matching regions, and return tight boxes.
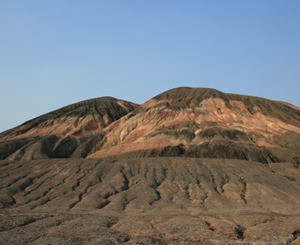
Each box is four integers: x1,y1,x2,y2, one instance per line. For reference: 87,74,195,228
0,158,299,244
88,88,300,164
0,97,138,160
1,87,299,164
0,87,300,244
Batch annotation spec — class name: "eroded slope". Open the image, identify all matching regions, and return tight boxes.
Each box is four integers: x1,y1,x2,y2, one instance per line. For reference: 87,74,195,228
88,88,300,164
0,158,299,244
1,87,299,164
0,97,138,160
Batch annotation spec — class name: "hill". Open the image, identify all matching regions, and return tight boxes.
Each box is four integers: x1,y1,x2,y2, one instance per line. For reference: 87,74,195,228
0,87,299,244
0,97,138,160
1,87,300,164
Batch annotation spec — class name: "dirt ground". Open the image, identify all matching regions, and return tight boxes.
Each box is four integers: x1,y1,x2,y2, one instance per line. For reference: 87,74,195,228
1,158,299,244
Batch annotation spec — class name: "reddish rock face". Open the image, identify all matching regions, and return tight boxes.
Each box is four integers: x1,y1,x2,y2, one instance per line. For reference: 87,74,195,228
1,87,300,163
0,97,138,160
88,88,300,164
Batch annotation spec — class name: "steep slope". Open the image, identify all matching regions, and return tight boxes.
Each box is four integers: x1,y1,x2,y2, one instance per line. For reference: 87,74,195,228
0,97,138,160
88,87,300,164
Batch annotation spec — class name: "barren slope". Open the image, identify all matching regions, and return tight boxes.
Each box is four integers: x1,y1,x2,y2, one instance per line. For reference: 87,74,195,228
1,87,299,164
88,88,300,164
1,87,300,244
0,158,299,244
0,97,138,160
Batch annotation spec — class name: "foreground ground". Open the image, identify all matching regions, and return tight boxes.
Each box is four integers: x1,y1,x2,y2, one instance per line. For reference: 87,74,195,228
0,158,299,244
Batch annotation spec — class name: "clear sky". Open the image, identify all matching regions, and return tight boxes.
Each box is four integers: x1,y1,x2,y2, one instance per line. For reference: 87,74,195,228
0,0,299,132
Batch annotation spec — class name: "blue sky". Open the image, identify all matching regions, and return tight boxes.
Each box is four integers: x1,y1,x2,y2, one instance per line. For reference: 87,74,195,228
0,0,299,132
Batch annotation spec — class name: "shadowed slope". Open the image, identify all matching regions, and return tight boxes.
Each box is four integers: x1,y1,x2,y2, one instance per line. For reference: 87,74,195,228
0,97,138,160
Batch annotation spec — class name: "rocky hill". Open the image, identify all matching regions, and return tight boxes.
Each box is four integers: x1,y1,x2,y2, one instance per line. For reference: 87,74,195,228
0,97,138,160
88,87,300,164
1,87,299,244
2,87,299,164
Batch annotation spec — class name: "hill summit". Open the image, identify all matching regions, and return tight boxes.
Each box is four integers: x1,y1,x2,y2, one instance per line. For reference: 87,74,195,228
1,87,299,163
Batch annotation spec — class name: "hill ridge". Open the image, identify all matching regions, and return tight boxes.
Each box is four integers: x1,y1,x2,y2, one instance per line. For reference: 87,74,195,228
1,87,299,163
